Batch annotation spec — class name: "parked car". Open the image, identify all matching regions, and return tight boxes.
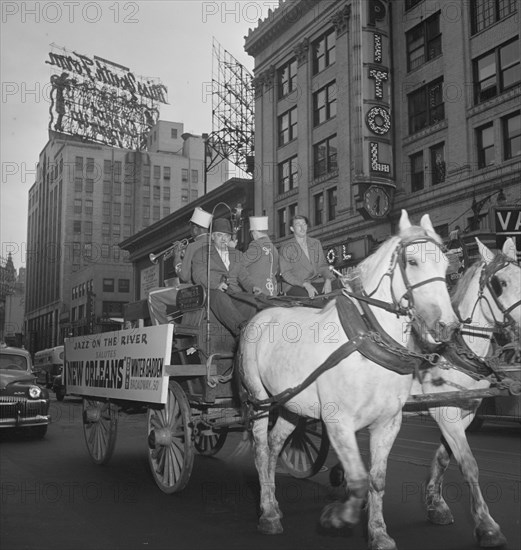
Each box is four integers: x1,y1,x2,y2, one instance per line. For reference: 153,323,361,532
0,345,51,438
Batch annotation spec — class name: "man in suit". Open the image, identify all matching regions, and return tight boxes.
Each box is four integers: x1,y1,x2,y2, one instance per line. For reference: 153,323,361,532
242,216,279,296
279,214,336,298
192,217,262,337
148,206,213,325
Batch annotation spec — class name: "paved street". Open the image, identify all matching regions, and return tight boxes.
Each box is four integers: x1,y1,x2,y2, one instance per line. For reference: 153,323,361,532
1,396,520,550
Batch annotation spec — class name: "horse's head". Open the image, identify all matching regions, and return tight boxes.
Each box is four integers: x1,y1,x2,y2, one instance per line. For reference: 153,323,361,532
475,237,521,331
394,210,459,345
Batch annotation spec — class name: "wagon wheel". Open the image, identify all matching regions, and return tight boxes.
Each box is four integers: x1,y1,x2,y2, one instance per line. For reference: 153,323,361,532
279,417,330,478
194,425,228,456
82,398,118,465
147,381,194,493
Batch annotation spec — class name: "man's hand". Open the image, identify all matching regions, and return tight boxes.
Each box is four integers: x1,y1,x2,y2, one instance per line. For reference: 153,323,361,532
303,282,318,298
252,286,263,295
217,281,228,292
322,279,332,295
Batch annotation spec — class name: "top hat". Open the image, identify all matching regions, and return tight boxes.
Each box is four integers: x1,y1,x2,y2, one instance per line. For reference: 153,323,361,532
190,207,212,229
212,218,233,234
249,216,269,231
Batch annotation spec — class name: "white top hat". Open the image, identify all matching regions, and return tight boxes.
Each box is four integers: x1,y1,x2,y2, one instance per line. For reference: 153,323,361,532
190,207,212,229
249,216,269,231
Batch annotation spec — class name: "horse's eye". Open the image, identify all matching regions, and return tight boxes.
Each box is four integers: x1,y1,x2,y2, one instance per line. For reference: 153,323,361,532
500,280,507,288
407,258,418,266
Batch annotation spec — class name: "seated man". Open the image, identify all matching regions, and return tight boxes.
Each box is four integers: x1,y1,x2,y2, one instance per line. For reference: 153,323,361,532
192,217,262,338
148,207,212,325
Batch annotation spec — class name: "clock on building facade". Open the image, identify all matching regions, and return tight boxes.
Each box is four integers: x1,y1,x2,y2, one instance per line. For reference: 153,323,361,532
362,185,391,219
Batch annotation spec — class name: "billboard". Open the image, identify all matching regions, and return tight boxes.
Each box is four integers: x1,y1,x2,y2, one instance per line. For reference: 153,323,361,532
46,46,168,150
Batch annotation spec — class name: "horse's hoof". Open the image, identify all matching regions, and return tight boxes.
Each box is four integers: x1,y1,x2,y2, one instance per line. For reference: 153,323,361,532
320,501,358,529
368,533,397,550
258,517,283,535
427,504,454,525
475,525,507,547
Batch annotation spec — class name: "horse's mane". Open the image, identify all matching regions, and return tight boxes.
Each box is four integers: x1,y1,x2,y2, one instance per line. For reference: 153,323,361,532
451,261,482,309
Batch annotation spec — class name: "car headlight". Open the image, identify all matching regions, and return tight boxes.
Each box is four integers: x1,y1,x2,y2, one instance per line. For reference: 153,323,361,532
29,386,42,398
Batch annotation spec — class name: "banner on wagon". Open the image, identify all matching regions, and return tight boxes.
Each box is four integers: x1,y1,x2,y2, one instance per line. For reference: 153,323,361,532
64,325,173,404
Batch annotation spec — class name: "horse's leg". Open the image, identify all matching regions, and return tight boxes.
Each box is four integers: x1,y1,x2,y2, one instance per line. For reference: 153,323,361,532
320,426,368,531
435,408,507,548
251,413,283,535
366,413,403,550
425,428,455,525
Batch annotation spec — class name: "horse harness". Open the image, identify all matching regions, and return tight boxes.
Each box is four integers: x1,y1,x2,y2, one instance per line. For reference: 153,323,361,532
244,236,448,416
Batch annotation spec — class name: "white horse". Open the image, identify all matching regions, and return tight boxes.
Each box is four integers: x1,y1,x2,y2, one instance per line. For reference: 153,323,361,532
412,237,520,547
239,210,459,550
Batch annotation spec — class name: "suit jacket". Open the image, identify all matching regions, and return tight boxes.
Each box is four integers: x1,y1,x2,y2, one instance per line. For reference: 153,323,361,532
279,235,333,293
192,243,255,293
179,234,209,283
242,236,279,296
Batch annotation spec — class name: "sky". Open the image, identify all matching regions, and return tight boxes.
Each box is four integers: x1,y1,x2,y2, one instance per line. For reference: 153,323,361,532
1,0,272,270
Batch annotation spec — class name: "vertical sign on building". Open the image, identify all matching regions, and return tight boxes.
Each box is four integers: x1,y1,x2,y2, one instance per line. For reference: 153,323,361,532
356,0,395,219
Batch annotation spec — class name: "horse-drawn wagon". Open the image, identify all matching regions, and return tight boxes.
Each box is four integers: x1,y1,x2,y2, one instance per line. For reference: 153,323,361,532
64,210,520,549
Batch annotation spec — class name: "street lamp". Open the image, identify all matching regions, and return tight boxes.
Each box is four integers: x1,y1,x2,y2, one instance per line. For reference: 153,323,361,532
469,188,506,231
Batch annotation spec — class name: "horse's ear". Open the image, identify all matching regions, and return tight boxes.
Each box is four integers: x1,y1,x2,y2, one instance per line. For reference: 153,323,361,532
476,237,495,265
420,214,435,234
502,237,517,262
399,209,411,231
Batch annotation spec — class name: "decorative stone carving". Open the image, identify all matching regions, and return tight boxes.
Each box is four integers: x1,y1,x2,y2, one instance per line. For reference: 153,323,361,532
294,38,309,66
330,4,351,35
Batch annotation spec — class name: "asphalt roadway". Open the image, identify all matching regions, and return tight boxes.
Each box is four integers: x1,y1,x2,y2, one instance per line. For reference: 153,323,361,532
1,397,520,550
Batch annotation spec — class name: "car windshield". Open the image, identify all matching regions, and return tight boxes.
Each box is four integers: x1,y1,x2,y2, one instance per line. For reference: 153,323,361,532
0,354,28,371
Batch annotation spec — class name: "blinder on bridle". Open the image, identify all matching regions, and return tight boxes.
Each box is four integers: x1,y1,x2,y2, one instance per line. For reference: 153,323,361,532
392,237,448,315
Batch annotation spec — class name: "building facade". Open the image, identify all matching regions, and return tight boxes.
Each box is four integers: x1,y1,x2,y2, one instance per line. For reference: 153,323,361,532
244,0,520,271
25,122,228,353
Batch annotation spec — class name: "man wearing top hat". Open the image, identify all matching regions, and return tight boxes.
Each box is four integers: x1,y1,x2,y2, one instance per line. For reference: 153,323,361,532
177,206,213,284
148,206,212,325
192,217,262,338
241,216,279,296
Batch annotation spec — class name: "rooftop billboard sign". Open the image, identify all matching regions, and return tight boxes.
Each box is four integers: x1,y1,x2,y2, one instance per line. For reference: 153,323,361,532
46,45,168,150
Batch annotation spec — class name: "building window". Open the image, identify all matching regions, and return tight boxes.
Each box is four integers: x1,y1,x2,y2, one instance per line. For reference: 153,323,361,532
103,202,111,216
103,181,112,195
153,185,161,200
278,107,298,146
278,156,299,194
153,206,160,220
118,279,130,293
113,202,121,217
83,243,92,259
314,193,324,226
503,111,521,160
171,128,177,139
163,186,170,200
85,200,94,216
74,199,82,214
101,244,110,258
327,187,337,221
143,206,150,219
75,156,83,171
103,160,112,177
410,151,424,192
181,189,188,202
477,122,495,168
313,81,337,126
313,135,338,178
124,203,131,218
190,189,198,201
408,78,444,134
406,12,442,71
73,220,82,233
181,168,188,182
430,143,446,185
153,165,160,179
86,157,94,172
103,278,115,292
74,177,82,192
277,208,287,237
163,166,171,180
113,224,120,236
474,38,520,104
123,224,131,238
163,207,170,217
124,182,132,197
312,28,336,75
114,161,122,182
191,169,198,183
405,0,423,9
278,57,297,99
84,221,92,235
471,0,517,35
